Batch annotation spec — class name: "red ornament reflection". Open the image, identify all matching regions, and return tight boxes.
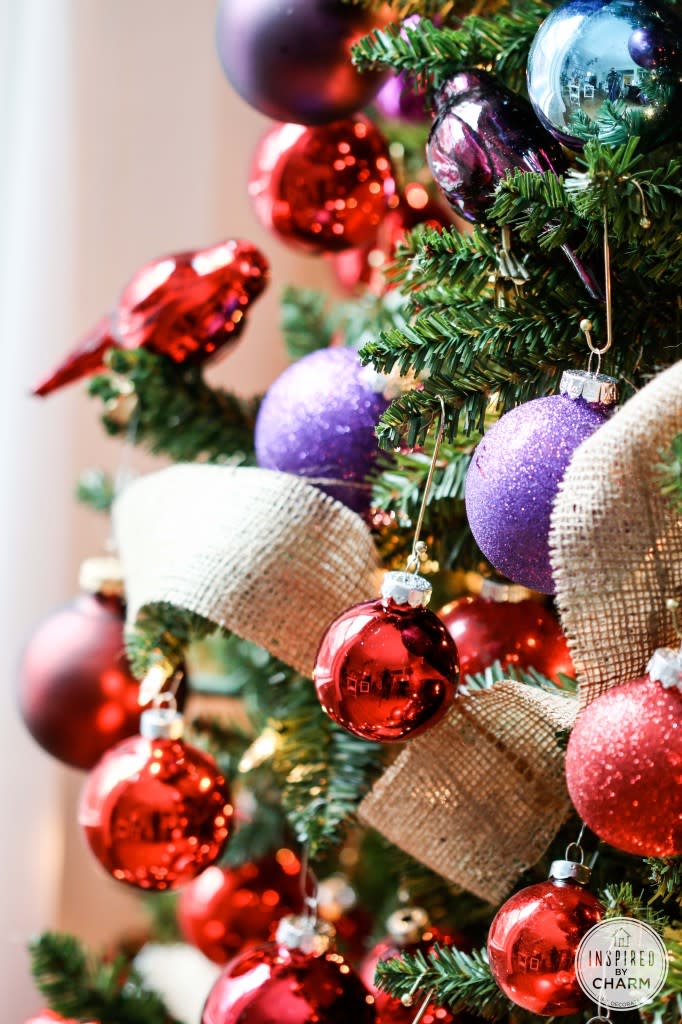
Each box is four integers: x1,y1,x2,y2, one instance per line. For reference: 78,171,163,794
487,878,603,1016
79,733,232,890
249,116,395,254
314,598,459,743
439,596,574,683
178,850,310,964
202,942,376,1024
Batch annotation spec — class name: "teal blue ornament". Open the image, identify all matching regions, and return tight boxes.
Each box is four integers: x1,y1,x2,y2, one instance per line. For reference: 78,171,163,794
527,0,682,150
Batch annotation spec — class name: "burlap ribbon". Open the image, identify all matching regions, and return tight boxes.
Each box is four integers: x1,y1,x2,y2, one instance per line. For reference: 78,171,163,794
113,464,382,676
361,362,682,901
551,359,682,707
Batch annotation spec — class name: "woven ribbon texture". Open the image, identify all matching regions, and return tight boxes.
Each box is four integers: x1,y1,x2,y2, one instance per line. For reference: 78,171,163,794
113,464,382,676
551,359,682,707
359,683,577,903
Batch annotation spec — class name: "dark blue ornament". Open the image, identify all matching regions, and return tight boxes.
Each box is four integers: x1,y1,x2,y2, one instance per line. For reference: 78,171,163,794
527,0,682,150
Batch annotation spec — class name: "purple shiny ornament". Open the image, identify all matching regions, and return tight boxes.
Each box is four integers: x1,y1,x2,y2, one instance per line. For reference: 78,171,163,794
215,0,389,125
465,395,609,594
427,69,567,224
254,348,388,514
374,74,429,124
629,19,682,69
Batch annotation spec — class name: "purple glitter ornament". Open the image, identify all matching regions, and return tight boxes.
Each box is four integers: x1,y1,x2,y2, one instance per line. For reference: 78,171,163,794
465,387,613,594
254,348,389,514
374,74,429,124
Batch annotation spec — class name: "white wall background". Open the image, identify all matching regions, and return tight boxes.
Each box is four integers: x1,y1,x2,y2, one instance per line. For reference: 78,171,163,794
0,1,334,1016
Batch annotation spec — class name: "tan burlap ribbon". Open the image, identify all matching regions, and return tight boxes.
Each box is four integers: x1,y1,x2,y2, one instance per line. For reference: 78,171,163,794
359,683,577,904
113,464,382,676
551,359,682,707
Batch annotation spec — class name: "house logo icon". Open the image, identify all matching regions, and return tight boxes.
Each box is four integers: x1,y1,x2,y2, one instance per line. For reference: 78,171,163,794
613,926,632,949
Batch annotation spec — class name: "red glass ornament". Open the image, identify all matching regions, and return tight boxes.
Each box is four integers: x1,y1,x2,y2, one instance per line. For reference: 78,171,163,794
178,849,309,964
565,674,682,856
487,872,603,1016
314,573,459,743
439,595,574,683
32,239,269,396
78,710,232,890
249,116,395,254
201,940,376,1024
334,186,446,295
17,560,184,771
361,918,464,1024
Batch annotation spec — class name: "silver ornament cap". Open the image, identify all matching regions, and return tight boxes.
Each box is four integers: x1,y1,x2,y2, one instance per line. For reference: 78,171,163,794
549,858,592,886
647,646,682,690
275,914,335,955
140,706,184,741
386,906,430,945
560,369,618,407
381,571,432,608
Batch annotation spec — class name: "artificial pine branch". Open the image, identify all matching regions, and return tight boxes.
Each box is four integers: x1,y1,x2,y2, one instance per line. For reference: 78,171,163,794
75,469,116,514
373,944,509,1021
280,286,335,360
646,857,682,904
645,932,682,1024
599,881,668,933
89,348,260,464
125,603,216,677
29,932,180,1024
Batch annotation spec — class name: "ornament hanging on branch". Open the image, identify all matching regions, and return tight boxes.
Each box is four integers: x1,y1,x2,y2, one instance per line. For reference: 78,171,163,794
439,579,574,683
78,698,232,890
249,116,395,255
314,400,460,742
487,848,603,1016
201,914,377,1024
177,849,310,965
565,641,682,856
465,369,618,594
32,239,269,396
17,557,184,771
214,0,390,126
360,907,462,1024
254,347,389,514
527,0,682,151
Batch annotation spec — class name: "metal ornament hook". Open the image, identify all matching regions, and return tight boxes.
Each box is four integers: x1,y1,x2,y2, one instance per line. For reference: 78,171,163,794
405,395,447,574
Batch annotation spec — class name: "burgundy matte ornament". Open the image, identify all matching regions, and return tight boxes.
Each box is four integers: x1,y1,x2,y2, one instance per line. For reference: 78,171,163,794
487,859,603,1016
249,117,395,254
201,915,377,1024
79,706,232,890
177,849,309,964
215,0,390,125
565,652,682,856
313,571,459,743
32,239,269,396
439,583,574,683
17,557,185,771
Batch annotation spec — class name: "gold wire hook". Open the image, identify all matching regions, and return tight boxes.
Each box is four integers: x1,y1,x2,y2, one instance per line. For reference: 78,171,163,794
409,990,437,1024
405,395,447,573
579,206,614,377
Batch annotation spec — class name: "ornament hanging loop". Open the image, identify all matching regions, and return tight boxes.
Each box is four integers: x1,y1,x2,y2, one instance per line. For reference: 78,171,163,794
405,395,446,573
579,206,615,378
409,989,436,1024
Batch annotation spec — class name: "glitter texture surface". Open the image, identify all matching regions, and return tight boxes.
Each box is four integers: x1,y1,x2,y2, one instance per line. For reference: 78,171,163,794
465,394,608,593
254,348,388,513
565,675,682,856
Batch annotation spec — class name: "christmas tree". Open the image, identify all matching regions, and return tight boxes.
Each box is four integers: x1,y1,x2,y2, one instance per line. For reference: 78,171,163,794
18,1,682,1023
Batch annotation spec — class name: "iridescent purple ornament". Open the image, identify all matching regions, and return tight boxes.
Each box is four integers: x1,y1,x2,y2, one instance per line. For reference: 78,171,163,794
527,0,682,151
254,348,389,514
465,373,617,594
427,69,567,224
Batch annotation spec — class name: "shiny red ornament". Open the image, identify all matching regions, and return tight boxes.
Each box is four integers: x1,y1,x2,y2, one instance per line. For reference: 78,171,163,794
333,185,446,295
439,594,574,684
361,911,464,1024
201,934,376,1024
17,558,185,771
565,674,682,856
78,708,232,890
178,849,309,964
487,865,603,1016
249,117,395,255
313,572,459,743
32,239,269,396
